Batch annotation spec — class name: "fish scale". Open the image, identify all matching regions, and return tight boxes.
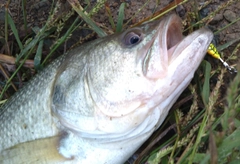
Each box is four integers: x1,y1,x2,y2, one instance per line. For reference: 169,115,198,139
0,55,66,151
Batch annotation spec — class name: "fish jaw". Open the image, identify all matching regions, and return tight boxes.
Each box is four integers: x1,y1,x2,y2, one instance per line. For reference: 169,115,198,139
148,27,213,129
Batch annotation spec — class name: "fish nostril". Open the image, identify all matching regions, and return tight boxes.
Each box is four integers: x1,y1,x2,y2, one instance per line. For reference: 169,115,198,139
198,37,204,45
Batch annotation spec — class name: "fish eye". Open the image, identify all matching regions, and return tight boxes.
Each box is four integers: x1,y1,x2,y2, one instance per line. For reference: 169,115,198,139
124,31,142,46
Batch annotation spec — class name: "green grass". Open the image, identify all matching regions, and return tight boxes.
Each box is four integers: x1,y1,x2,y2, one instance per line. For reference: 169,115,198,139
0,0,239,164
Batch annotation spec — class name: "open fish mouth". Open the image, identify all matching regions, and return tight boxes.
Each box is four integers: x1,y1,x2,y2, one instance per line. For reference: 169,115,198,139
143,14,213,80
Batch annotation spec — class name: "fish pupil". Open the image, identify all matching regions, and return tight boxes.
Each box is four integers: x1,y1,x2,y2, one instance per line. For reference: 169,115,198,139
130,36,139,44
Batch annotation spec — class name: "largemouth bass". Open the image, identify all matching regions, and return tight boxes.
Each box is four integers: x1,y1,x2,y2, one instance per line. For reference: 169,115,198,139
0,14,213,163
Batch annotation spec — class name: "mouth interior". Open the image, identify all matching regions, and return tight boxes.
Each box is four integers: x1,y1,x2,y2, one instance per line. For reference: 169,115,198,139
165,20,184,63
142,15,187,79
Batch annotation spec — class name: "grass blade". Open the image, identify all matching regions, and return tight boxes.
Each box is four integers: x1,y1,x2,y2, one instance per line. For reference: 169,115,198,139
201,60,211,106
34,40,44,70
116,3,125,32
67,0,106,37
7,14,23,50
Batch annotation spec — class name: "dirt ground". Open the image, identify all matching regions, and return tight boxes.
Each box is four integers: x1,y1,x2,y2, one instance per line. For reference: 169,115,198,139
0,0,239,163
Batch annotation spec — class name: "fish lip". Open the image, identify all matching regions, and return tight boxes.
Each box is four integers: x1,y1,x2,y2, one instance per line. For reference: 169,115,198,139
156,15,213,65
155,14,185,65
168,27,213,65
160,15,184,51
142,14,184,79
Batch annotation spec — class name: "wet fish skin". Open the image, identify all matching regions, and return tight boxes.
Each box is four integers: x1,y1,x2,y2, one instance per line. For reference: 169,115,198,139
0,14,213,163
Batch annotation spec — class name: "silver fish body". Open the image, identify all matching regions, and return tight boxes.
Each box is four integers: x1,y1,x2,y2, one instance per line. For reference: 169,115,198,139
0,14,213,163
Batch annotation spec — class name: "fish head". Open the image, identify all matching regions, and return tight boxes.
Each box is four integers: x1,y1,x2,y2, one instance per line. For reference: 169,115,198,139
52,14,213,136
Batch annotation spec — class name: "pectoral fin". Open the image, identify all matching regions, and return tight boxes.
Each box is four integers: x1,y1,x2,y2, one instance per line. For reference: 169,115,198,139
0,136,71,164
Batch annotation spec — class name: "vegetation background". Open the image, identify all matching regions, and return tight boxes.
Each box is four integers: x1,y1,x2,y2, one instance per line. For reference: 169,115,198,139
0,0,240,163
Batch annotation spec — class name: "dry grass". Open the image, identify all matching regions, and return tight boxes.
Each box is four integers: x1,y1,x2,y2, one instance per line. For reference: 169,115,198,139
0,0,239,164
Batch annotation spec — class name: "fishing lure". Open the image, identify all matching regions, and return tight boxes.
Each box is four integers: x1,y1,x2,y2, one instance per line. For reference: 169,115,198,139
207,43,237,74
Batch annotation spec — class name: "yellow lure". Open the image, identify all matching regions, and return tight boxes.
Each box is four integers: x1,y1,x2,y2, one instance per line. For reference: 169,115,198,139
207,43,237,74
207,43,221,59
